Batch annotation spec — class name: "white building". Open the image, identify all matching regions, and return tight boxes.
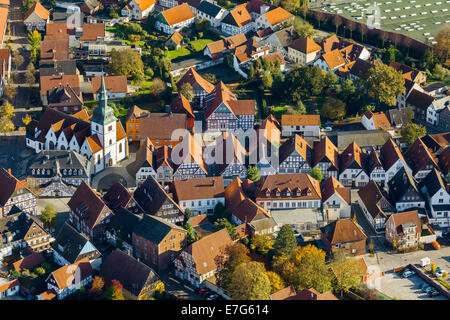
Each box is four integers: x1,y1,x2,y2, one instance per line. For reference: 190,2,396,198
155,3,195,35
419,168,450,228
280,114,321,137
195,1,229,28
123,0,155,20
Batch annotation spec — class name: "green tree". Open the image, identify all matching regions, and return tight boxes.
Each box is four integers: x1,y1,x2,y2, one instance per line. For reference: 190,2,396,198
210,202,230,224
311,166,324,182
28,30,41,63
250,234,274,255
294,100,307,114
320,97,346,120
330,252,365,294
179,82,194,100
150,78,166,97
434,24,450,62
284,66,325,103
3,83,17,101
0,101,15,119
110,48,144,79
246,165,260,182
40,204,57,229
361,104,375,113
33,267,45,276
228,262,271,300
362,63,405,106
12,52,24,69
194,18,211,32
339,79,355,101
184,222,196,244
0,117,15,135
266,271,285,294
261,71,273,89
216,243,251,290
213,218,238,240
293,17,316,38
183,208,192,225
273,225,297,257
400,122,426,144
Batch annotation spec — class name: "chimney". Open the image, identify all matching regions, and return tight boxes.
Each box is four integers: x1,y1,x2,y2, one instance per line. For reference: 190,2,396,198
127,250,130,256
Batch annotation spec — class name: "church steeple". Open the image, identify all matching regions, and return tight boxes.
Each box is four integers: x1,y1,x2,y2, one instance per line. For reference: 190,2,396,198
91,72,117,126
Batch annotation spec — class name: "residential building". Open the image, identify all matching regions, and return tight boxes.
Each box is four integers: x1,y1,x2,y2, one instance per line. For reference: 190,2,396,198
46,258,93,300
404,138,439,180
281,114,320,137
387,167,425,212
357,181,395,233
46,84,83,115
12,249,45,272
405,88,434,121
419,168,450,228
254,173,322,211
0,211,51,260
321,176,351,221
389,61,426,84
103,182,142,213
105,207,142,255
361,111,393,132
380,138,412,183
257,26,295,58
155,3,195,35
52,222,102,270
176,67,215,105
214,132,247,186
338,142,370,187
253,6,294,31
92,75,128,99
0,168,37,217
312,136,340,179
203,82,255,132
0,48,11,97
287,36,321,65
170,93,195,130
321,218,367,256
171,177,225,215
225,177,277,235
126,108,189,147
270,285,338,300
155,145,174,185
367,147,386,186
135,137,157,186
174,228,233,287
278,134,312,174
132,214,187,271
39,74,80,106
231,38,270,79
67,182,114,242
24,1,49,31
220,4,253,36
165,31,183,49
79,23,105,41
195,1,228,27
27,150,91,197
386,107,413,128
172,134,208,180
101,249,163,300
204,33,247,62
80,0,101,15
0,279,20,299
133,175,184,224
126,0,155,20
385,210,421,249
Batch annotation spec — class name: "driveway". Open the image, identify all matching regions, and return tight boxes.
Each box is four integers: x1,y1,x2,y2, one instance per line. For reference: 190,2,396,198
158,270,204,300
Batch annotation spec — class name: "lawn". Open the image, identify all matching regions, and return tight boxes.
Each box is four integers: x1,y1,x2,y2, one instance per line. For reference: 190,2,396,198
320,0,450,43
167,47,192,60
189,39,214,52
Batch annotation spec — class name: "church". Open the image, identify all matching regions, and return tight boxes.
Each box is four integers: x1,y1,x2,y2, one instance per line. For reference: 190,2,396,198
26,75,128,175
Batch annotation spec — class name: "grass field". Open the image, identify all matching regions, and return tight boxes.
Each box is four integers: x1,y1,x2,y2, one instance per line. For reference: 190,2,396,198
167,47,191,60
320,0,450,43
189,39,214,51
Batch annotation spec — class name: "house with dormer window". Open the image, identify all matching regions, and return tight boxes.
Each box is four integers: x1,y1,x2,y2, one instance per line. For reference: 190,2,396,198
338,142,369,187
388,167,425,212
385,210,421,249
419,168,450,228
278,134,312,174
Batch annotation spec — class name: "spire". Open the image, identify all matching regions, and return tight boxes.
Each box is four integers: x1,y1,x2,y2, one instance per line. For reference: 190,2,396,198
99,70,108,108
91,70,117,126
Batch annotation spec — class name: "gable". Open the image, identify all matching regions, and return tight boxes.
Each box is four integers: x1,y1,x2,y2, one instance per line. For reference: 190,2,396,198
79,241,98,255
215,102,233,114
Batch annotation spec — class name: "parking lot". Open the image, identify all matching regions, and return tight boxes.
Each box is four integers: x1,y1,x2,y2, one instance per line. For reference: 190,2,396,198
379,271,448,300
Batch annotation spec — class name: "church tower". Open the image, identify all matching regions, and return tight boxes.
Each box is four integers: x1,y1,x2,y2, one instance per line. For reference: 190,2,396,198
90,74,118,167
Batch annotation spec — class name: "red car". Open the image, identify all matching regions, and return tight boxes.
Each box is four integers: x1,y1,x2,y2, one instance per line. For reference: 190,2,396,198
198,288,208,295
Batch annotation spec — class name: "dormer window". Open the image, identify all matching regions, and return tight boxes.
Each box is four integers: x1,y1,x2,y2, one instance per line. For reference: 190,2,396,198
286,192,291,196
276,192,280,197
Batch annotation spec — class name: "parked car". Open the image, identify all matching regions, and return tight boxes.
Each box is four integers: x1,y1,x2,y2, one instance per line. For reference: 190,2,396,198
206,294,219,300
431,241,440,250
434,269,446,278
423,286,434,293
402,270,414,278
428,290,440,297
198,288,208,295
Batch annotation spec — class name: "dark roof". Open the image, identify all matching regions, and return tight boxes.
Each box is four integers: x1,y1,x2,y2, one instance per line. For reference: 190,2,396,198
406,89,434,110
106,207,142,243
133,214,185,244
103,182,135,212
196,0,222,17
101,249,160,297
0,169,34,207
47,84,83,108
388,167,423,203
39,60,77,76
52,222,94,264
419,168,447,198
387,107,412,127
349,58,373,77
28,150,90,179
423,82,446,93
438,147,450,175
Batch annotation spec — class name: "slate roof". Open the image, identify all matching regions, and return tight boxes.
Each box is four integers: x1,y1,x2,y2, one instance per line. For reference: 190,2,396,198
357,180,393,219
103,182,137,212
52,222,94,264
387,167,423,203
419,168,447,198
28,150,91,179
46,84,83,108
197,1,222,17
133,214,185,244
404,138,438,176
101,249,160,297
39,60,77,77
405,89,434,110
106,207,142,243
